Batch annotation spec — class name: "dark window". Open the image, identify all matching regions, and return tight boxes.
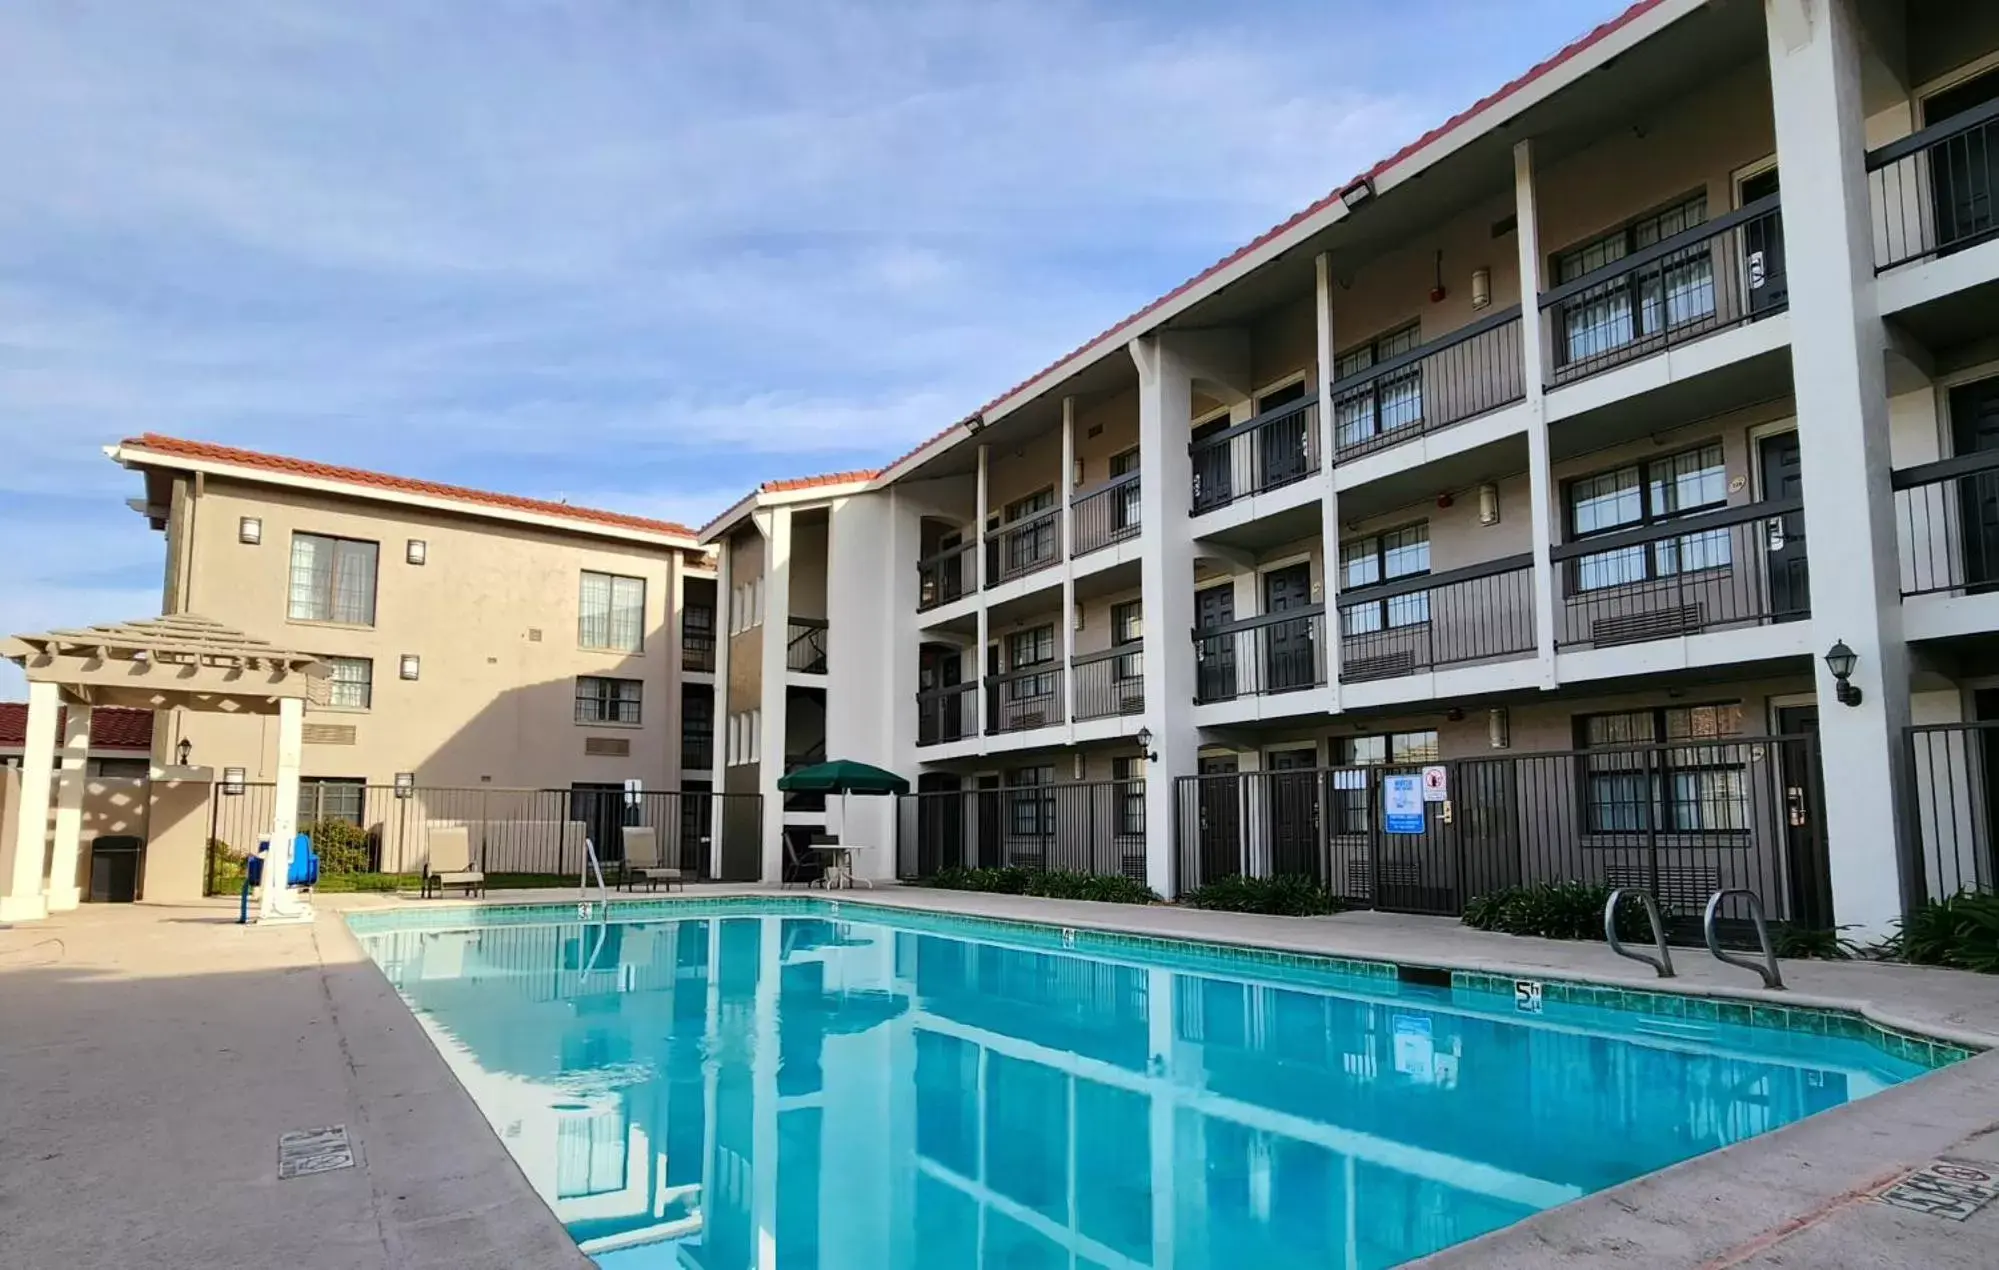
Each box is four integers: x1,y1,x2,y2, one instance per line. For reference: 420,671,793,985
576,676,643,724
1007,765,1054,837
1332,322,1423,448
1564,442,1731,590
299,777,365,827
89,758,151,780
1108,447,1139,478
324,656,373,709
1111,601,1143,681
1339,523,1430,634
1005,626,1057,702
1577,704,1746,833
1552,193,1712,364
288,534,378,625
1112,756,1144,837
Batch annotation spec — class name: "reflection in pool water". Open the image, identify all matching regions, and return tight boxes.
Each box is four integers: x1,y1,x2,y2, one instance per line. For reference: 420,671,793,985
354,911,1928,1269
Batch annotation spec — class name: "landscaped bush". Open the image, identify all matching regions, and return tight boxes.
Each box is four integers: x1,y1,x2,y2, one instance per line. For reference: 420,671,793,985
1770,923,1861,961
310,871,575,894
306,819,374,875
921,866,1156,904
1180,874,1345,916
1462,882,1655,942
1887,890,1999,973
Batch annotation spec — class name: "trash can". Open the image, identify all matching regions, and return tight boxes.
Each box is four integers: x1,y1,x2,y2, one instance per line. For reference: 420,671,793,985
88,835,145,903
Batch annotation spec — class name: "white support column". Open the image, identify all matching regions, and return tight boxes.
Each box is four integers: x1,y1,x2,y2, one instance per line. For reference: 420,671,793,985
757,507,794,885
710,545,731,881
1061,397,1078,727
1315,251,1343,705
1766,0,1910,940
1513,138,1559,687
975,444,990,743
1132,334,1203,896
0,680,60,921
259,695,310,923
46,702,91,911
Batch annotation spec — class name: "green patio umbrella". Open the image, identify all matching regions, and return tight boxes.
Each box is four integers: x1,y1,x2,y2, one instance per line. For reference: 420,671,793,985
775,759,910,796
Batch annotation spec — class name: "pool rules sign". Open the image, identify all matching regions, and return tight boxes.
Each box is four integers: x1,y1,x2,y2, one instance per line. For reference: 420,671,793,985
1383,774,1424,833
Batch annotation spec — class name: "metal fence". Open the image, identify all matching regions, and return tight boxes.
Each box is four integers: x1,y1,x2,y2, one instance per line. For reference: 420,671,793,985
1192,609,1326,703
986,665,1065,734
1905,721,1999,902
1190,396,1321,514
1072,643,1145,720
205,782,763,893
896,781,1146,881
917,540,975,612
1330,308,1524,462
1868,95,1999,273
1173,735,1830,940
1337,555,1535,681
1539,194,1785,387
1072,472,1141,556
916,683,979,747
1893,451,1999,597
985,508,1062,586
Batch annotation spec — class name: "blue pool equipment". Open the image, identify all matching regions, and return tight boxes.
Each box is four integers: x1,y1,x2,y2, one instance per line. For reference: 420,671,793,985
237,832,318,924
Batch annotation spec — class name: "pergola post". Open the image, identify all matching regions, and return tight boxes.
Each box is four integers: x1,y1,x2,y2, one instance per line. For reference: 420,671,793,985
259,695,310,923
46,702,93,911
0,680,60,921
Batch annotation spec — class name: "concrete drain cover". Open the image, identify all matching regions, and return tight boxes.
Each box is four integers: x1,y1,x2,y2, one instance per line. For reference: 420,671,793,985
1877,1159,1999,1221
277,1125,355,1180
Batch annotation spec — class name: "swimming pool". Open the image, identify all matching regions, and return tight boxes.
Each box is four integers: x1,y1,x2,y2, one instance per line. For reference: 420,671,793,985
348,899,1966,1268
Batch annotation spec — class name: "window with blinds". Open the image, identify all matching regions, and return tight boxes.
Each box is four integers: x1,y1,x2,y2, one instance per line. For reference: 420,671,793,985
324,656,373,709
288,534,378,625
579,571,646,652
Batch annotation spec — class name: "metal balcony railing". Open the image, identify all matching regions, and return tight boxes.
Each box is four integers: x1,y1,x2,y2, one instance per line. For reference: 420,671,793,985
786,617,828,674
1192,607,1326,704
1071,642,1144,720
1868,96,1999,273
1539,193,1785,387
1893,449,1999,597
986,663,1064,734
1552,498,1809,650
917,539,976,612
1072,472,1141,557
1330,308,1525,462
681,730,714,771
681,608,715,672
916,682,979,747
1336,554,1536,682
1190,396,1321,514
985,508,1062,587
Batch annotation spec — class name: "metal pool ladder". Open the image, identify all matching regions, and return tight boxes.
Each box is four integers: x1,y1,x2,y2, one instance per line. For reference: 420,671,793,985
580,836,609,912
1703,889,1784,989
1604,887,1675,978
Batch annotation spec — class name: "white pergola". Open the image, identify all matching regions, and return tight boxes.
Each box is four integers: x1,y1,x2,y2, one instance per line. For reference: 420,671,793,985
0,614,327,923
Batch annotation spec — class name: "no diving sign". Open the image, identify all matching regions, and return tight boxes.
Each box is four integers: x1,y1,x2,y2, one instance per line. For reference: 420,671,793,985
1421,765,1448,802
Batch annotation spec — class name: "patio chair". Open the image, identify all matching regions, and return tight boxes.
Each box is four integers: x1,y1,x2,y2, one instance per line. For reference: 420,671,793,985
422,826,485,898
619,826,683,892
782,834,827,889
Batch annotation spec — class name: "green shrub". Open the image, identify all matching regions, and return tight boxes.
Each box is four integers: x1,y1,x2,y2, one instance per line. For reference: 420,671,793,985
925,866,1031,894
1770,923,1862,961
1462,882,1655,942
920,866,1155,904
1181,874,1345,916
306,819,373,875
1889,890,1999,973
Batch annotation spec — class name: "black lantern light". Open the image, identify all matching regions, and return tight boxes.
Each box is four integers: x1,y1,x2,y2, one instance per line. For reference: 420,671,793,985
1824,640,1862,707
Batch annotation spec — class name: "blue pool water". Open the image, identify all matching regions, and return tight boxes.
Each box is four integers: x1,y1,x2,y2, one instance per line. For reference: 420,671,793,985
351,902,1937,1269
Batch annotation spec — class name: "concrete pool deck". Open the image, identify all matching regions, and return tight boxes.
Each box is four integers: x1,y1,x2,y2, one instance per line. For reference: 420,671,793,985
4,885,1997,1267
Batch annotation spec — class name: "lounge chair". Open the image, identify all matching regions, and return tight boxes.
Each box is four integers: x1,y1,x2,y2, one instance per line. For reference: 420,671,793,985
423,825,485,898
619,826,683,892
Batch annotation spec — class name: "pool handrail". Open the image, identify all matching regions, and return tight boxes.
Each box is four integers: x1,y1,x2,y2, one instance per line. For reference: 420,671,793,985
1605,887,1676,978
1703,888,1784,990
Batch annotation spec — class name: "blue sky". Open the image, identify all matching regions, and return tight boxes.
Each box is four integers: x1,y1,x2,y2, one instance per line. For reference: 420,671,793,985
0,0,1631,698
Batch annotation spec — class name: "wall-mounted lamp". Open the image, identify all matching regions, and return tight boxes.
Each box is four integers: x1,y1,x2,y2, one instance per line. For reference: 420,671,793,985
1135,726,1158,763
1478,482,1501,526
222,766,247,795
1339,177,1375,211
399,654,422,681
1471,266,1493,311
406,539,427,566
1825,640,1862,707
176,738,193,766
394,771,416,799
1488,707,1511,750
238,517,262,545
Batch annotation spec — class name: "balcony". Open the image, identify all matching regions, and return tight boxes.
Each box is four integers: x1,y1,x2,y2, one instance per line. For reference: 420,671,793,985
1894,450,1999,599
1552,498,1808,650
985,507,1062,587
916,682,978,748
1868,97,1999,274
1336,554,1536,682
986,663,1064,735
1539,193,1785,388
1071,642,1144,720
1329,309,1525,463
917,540,976,612
1190,396,1321,514
681,730,714,772
1071,472,1141,557
786,617,828,674
1192,607,1326,704
681,608,715,672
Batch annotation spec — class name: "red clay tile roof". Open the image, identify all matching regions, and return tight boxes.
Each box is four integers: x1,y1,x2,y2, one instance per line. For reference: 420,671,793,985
759,469,879,493
877,0,1669,477
120,433,701,541
0,704,153,753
